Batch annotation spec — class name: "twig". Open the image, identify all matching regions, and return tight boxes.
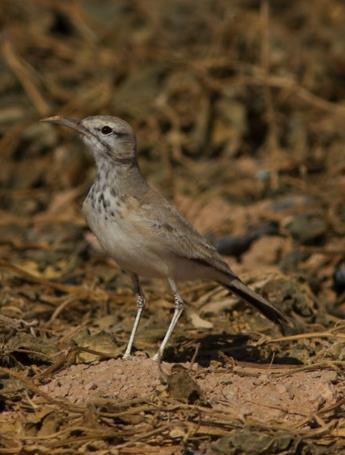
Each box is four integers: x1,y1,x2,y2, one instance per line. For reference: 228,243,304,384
2,37,51,115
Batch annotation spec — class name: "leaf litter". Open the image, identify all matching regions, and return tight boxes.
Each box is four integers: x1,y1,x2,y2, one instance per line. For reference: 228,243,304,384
1,0,345,453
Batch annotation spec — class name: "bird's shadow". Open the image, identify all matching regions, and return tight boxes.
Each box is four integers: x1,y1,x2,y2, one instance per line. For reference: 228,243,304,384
163,333,301,367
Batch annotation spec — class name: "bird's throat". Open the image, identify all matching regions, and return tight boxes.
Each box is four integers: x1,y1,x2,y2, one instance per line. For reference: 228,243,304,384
94,155,147,199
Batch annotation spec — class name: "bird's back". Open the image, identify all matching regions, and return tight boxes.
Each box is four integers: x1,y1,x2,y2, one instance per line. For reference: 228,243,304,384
119,185,235,281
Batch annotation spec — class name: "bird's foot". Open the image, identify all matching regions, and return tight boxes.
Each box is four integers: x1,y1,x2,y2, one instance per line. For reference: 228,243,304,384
123,350,151,360
122,350,132,360
152,352,161,362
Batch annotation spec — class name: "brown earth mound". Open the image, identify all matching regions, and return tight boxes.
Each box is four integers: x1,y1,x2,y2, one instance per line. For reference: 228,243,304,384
42,357,340,426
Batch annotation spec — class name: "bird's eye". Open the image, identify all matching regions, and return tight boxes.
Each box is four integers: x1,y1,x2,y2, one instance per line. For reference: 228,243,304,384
101,126,113,135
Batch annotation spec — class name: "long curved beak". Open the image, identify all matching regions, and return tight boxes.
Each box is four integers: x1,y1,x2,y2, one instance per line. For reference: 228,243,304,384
40,116,89,136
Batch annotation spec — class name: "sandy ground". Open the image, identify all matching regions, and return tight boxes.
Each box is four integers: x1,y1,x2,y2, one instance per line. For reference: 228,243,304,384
41,356,340,425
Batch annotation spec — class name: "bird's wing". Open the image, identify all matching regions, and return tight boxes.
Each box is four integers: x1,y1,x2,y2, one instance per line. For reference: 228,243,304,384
126,191,288,327
128,190,233,277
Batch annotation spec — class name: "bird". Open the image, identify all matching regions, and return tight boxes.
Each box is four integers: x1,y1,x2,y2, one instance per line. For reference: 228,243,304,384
42,115,288,361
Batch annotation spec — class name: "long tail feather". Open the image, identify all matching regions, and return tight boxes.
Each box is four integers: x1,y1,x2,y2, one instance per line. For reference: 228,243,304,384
224,278,288,326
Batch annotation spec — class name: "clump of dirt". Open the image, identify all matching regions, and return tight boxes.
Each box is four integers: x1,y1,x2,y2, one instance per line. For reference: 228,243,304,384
42,357,162,403
197,367,339,424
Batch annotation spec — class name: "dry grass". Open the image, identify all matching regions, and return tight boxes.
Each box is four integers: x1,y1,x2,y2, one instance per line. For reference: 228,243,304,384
0,0,345,453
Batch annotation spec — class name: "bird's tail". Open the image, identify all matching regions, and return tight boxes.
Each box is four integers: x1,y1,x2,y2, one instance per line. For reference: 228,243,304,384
223,277,288,327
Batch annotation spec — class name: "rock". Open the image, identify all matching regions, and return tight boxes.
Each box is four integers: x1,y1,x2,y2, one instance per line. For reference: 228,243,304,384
215,221,280,258
333,261,345,294
286,214,327,245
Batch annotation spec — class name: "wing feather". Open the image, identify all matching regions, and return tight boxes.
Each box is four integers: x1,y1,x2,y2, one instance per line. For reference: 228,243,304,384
128,190,233,277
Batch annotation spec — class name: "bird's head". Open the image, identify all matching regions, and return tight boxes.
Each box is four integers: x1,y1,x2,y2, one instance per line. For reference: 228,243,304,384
42,115,136,164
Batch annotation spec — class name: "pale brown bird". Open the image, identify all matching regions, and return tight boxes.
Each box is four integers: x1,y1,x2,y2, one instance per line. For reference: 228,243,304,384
42,115,287,360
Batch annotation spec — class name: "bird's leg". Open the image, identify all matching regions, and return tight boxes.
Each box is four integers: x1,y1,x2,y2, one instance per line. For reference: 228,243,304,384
153,279,184,361
123,273,146,359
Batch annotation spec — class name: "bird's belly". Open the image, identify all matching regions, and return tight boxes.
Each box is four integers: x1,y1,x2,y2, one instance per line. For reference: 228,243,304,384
84,209,167,278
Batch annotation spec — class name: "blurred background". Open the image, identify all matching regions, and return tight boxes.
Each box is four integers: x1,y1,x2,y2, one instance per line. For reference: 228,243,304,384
1,0,345,350
1,0,345,452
